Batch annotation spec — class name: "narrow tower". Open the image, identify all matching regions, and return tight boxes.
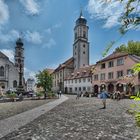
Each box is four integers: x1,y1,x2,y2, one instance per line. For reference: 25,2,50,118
15,38,24,90
73,11,89,70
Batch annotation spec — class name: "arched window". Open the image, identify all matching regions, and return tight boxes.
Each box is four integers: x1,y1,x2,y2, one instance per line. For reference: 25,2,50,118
13,80,17,88
83,31,86,38
18,52,21,57
75,33,77,39
0,66,4,76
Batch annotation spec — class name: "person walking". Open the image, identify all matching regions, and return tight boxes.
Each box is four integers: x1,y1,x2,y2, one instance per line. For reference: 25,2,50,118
59,90,62,97
100,89,109,109
76,92,80,100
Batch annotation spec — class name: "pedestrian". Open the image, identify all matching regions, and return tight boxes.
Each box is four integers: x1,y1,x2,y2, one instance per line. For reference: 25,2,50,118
59,90,62,97
100,89,109,109
57,91,60,98
76,92,80,99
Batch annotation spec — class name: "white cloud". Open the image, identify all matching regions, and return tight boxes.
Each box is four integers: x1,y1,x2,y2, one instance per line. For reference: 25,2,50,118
0,29,19,43
45,23,62,34
20,0,39,15
53,23,62,28
42,38,56,49
25,31,42,44
0,0,9,25
87,0,126,28
24,67,36,80
0,49,14,62
45,28,52,34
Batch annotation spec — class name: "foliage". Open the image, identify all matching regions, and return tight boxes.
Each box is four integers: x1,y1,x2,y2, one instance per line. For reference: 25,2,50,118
102,0,140,57
36,69,53,92
7,92,17,99
102,41,115,57
103,0,140,33
132,63,140,74
36,92,44,98
47,92,56,98
115,41,140,56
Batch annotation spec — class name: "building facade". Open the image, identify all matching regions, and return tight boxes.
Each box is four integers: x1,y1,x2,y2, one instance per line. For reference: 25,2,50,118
64,66,92,94
26,78,35,92
52,57,74,92
92,52,140,94
0,38,25,93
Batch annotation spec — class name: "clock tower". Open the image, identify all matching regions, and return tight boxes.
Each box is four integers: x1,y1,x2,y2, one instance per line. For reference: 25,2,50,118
73,11,89,70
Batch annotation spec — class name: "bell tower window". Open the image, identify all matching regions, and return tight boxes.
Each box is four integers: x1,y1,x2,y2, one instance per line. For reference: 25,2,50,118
75,33,77,39
83,31,86,38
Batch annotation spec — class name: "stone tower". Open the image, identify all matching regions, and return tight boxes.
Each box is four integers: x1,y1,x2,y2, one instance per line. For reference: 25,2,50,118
73,11,89,70
15,38,24,89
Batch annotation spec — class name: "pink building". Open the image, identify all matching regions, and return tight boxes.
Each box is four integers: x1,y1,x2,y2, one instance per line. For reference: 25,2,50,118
92,52,140,95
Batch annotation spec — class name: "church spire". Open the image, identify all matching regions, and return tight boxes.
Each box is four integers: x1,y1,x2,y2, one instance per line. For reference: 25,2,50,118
80,8,83,18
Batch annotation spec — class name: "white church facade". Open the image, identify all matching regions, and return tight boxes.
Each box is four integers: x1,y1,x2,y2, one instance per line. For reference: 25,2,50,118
0,38,25,93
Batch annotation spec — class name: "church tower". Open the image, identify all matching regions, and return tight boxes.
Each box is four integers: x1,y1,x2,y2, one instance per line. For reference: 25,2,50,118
15,38,24,73
73,11,89,70
15,38,24,90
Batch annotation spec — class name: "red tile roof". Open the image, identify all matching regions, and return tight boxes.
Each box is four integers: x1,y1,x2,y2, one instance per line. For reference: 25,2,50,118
53,57,74,73
97,52,128,63
65,65,93,80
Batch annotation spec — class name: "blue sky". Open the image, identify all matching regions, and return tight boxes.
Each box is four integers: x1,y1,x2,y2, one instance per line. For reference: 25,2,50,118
0,0,139,79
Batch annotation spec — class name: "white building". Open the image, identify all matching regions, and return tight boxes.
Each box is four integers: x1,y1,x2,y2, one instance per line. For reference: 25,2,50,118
64,66,93,94
26,78,35,92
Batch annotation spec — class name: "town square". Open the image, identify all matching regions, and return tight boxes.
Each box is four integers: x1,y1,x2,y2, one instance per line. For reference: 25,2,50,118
0,0,140,140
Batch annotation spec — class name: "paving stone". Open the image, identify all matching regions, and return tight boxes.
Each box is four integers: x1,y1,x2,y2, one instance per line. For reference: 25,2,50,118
0,95,140,140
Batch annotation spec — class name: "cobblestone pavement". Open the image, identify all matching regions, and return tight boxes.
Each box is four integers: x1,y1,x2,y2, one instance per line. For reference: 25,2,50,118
1,95,140,140
0,98,56,120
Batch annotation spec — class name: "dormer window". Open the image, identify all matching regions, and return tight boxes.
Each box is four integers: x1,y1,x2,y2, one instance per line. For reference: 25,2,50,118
71,73,74,76
77,72,80,76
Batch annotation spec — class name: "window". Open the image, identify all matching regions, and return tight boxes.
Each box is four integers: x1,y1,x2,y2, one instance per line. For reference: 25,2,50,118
79,79,81,83
101,63,106,69
83,78,86,82
75,79,77,83
94,75,98,81
75,87,77,91
0,66,4,76
88,78,90,82
13,80,17,88
83,44,85,48
87,87,90,91
117,70,123,78
117,58,124,66
127,69,132,75
18,52,21,57
75,33,77,39
108,72,113,79
72,80,73,83
83,31,86,38
83,87,86,91
75,52,76,55
108,61,114,68
83,51,85,54
79,87,81,91
69,88,72,92
100,73,105,80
